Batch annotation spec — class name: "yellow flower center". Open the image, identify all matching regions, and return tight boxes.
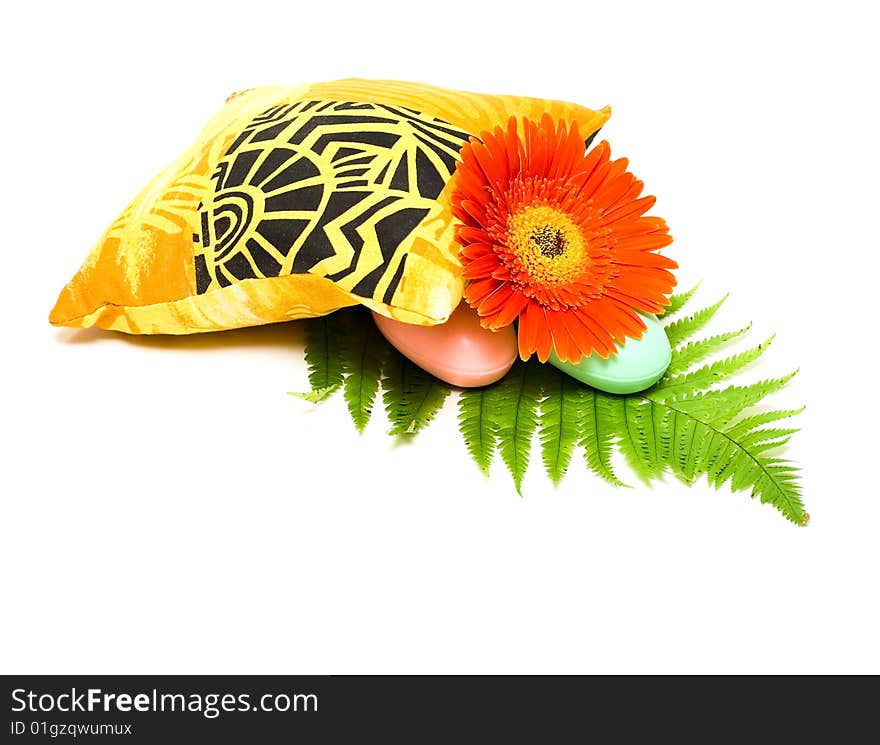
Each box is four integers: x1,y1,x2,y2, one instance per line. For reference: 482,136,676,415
505,205,588,285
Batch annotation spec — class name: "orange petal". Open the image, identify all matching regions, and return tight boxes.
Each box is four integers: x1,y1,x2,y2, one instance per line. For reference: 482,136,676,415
517,301,544,360
599,194,655,226
489,290,530,329
464,277,502,306
461,253,502,279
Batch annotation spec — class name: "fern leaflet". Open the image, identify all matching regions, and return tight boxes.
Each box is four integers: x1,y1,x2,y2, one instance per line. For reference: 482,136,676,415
493,360,543,493
304,313,344,392
383,353,451,436
289,386,338,403
458,385,501,475
664,294,728,347
339,309,388,432
668,325,751,376
661,283,701,317
655,336,774,399
538,368,583,484
579,390,626,486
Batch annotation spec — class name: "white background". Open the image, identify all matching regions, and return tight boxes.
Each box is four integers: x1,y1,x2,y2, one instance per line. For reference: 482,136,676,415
2,1,877,673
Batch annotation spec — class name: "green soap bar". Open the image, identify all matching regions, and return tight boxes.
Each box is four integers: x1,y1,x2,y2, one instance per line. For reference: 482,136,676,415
548,313,671,394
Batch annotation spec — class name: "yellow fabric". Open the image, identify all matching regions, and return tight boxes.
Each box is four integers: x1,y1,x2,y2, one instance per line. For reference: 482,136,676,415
50,79,611,334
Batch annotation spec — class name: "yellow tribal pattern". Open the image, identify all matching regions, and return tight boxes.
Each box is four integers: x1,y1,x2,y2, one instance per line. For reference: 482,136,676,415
195,100,471,307
50,79,611,334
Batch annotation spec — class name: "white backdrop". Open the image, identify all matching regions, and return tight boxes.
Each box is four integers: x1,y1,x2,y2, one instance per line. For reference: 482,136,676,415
2,0,877,673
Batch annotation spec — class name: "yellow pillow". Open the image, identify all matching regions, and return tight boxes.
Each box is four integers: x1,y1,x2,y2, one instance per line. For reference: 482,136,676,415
49,79,610,334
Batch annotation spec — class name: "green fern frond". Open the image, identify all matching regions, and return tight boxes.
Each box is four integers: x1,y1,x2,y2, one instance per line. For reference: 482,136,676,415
663,294,728,347
579,390,626,486
632,397,806,524
289,313,345,402
458,385,500,475
383,353,451,436
655,336,775,399
668,325,751,376
613,396,664,482
671,372,798,427
293,290,806,524
288,385,339,403
339,309,388,432
494,360,543,493
303,312,345,392
661,282,702,317
537,368,583,484
738,427,799,453
727,408,805,437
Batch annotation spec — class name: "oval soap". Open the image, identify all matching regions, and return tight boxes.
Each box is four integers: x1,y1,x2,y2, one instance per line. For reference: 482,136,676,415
372,303,517,388
548,313,671,394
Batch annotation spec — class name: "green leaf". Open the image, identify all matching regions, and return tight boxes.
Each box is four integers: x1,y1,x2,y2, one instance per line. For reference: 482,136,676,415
663,294,728,347
339,309,388,432
655,336,775,400
458,385,500,475
613,396,663,482
667,324,751,376
537,367,583,485
661,282,702,318
579,390,626,486
738,427,799,453
288,385,339,403
383,352,451,436
303,313,345,392
727,408,805,438
289,288,807,524
494,359,543,493
671,372,798,428
633,396,806,524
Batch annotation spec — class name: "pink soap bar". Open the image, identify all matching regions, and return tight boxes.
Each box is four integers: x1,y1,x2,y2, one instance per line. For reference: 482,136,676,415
372,303,517,387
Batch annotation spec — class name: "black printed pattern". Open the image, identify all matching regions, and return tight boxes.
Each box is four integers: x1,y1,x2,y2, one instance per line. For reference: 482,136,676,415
194,101,471,304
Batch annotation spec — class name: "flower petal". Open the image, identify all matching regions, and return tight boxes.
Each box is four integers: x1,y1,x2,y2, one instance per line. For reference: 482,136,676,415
517,301,542,360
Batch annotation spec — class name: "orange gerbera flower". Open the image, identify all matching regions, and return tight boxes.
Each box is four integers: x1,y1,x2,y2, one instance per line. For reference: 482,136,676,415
452,114,677,363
